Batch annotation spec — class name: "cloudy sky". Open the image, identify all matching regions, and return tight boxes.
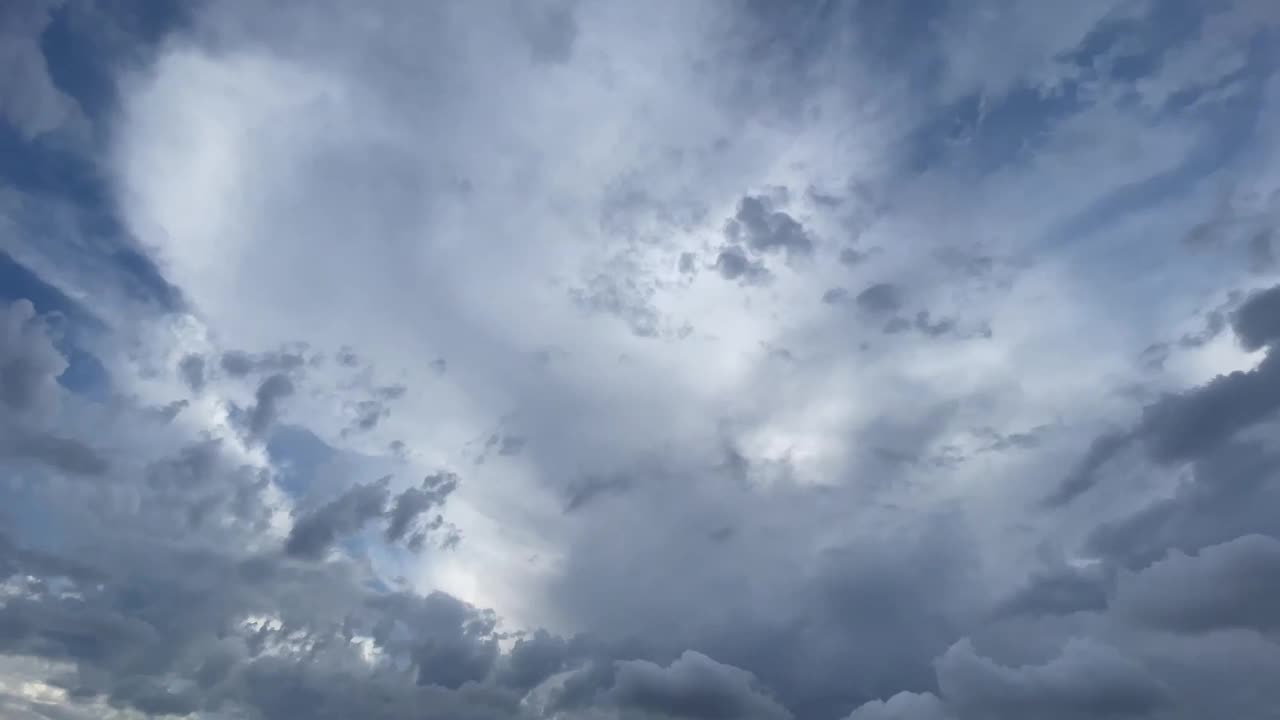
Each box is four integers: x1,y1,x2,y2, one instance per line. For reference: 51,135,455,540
2,0,1280,718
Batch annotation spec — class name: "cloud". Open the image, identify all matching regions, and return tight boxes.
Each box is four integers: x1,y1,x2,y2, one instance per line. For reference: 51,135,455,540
178,353,206,391
0,300,107,475
843,692,952,720
714,247,770,284
725,194,815,259
0,299,66,418
822,287,850,305
582,651,792,720
1113,533,1280,633
5,0,1280,718
1049,284,1280,504
284,477,392,560
0,1,84,139
1231,284,1280,351
855,284,903,314
562,472,632,513
513,1,579,65
0,425,108,476
241,373,295,441
1044,430,1133,507
385,472,460,546
838,248,868,267
935,638,1170,720
219,349,306,378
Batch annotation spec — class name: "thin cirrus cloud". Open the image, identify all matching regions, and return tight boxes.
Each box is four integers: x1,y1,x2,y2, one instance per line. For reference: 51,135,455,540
1,1,1280,719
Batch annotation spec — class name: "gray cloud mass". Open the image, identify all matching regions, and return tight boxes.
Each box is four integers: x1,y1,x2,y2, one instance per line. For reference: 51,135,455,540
3,1,1280,719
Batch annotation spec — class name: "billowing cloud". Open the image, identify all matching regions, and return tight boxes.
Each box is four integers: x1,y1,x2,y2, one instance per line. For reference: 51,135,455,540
607,651,793,720
0,300,107,475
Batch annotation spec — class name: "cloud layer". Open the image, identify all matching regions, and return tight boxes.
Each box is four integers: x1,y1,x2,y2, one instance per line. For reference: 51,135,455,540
2,1,1280,718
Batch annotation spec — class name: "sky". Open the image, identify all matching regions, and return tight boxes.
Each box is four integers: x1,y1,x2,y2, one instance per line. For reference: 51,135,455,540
2,0,1280,718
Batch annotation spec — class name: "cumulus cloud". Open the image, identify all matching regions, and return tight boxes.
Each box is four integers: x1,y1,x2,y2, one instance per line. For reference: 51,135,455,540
725,194,815,259
284,477,393,560
935,638,1170,720
0,300,107,475
385,472,460,546
843,692,952,720
1050,282,1280,504
715,247,770,284
855,283,903,314
607,651,792,720
1113,533,1280,633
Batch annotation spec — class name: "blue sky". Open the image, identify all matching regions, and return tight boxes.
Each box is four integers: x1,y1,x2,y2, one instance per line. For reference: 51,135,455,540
3,1,1280,719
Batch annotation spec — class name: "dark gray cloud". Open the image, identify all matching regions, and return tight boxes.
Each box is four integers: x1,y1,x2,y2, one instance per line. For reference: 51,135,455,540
838,247,868,266
842,691,951,720
0,300,108,475
872,311,985,341
179,353,206,391
244,373,295,440
1232,284,1280,351
337,378,407,436
385,472,459,545
513,1,578,64
0,535,529,719
882,316,911,335
1139,351,1280,464
715,248,769,284
347,398,390,433
1085,436,1280,568
1050,286,1280,504
220,350,255,376
724,194,814,258
855,283,903,314
822,287,850,305
913,311,956,338
220,349,306,378
285,477,392,560
1057,349,1280,505
563,472,633,513
0,425,109,476
570,271,662,338
0,404,522,720
973,425,1049,453
1,299,64,417
934,638,1170,720
607,651,792,720
1113,533,1280,633
494,629,574,692
544,498,978,720
236,653,523,720
993,562,1111,619
1045,430,1134,507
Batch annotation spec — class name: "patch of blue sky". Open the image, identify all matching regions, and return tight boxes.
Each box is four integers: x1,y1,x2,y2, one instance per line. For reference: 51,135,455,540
0,0,189,316
39,0,196,121
267,425,339,500
903,0,1213,178
1054,34,1275,247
